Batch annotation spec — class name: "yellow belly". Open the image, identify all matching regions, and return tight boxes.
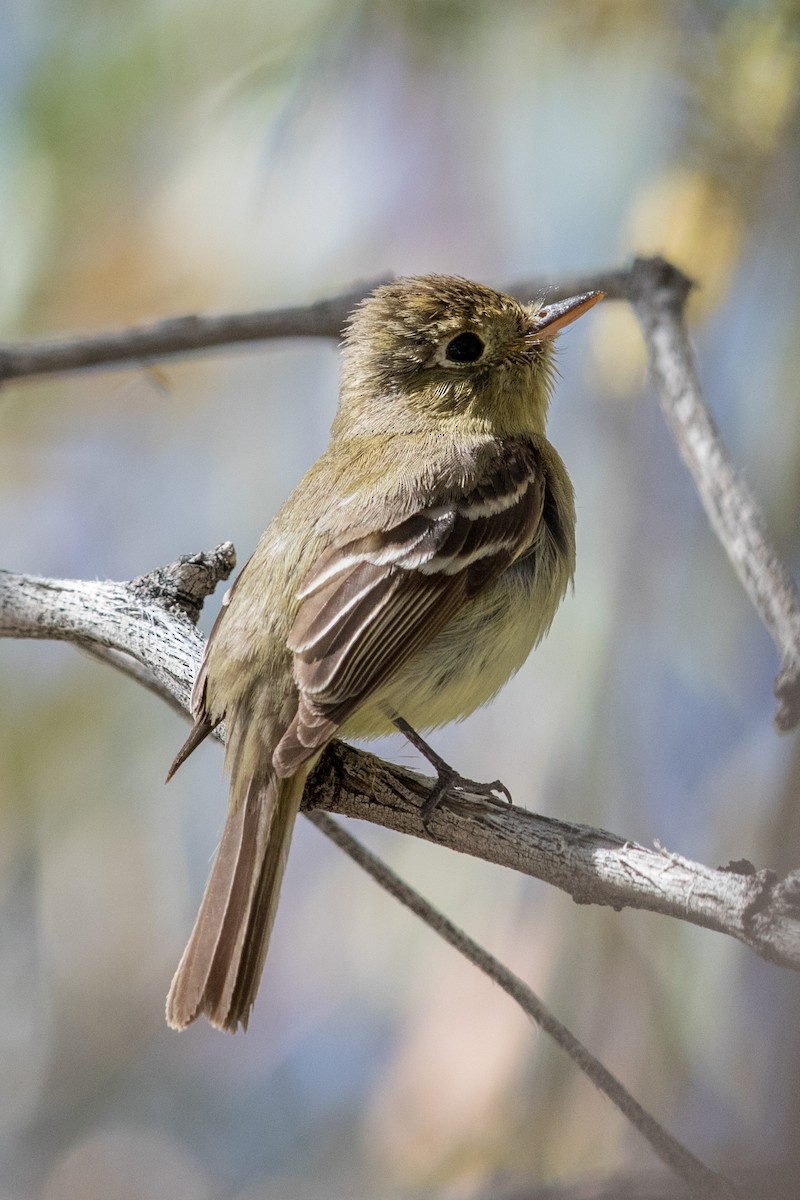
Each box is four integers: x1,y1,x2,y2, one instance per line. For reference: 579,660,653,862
340,550,568,741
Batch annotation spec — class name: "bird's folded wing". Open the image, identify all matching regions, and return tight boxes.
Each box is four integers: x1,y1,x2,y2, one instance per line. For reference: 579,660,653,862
273,440,545,775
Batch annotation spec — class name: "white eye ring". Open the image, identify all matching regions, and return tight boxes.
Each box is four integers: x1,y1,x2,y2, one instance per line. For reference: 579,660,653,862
428,331,486,369
444,331,485,363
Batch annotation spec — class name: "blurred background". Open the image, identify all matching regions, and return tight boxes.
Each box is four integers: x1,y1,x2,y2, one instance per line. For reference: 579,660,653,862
1,0,800,1196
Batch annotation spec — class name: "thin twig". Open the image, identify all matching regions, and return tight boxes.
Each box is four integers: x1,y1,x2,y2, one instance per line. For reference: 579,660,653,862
310,812,735,1199
627,258,800,731
0,279,388,384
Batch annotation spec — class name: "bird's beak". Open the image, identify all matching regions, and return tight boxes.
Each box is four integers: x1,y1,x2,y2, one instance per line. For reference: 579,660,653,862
528,291,604,340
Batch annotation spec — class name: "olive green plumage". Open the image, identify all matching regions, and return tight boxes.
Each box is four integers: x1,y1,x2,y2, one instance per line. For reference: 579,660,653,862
167,275,601,1032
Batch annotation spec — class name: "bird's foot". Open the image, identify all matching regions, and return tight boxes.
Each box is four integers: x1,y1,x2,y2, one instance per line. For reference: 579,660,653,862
392,715,513,827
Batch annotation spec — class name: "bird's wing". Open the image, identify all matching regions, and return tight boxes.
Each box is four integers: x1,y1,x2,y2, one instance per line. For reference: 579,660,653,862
272,439,545,776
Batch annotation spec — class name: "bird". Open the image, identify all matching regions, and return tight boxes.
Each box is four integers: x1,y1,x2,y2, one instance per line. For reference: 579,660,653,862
165,274,602,1032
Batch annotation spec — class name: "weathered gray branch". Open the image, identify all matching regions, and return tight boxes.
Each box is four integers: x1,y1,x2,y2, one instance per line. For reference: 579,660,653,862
627,258,800,731
2,554,797,978
0,281,389,383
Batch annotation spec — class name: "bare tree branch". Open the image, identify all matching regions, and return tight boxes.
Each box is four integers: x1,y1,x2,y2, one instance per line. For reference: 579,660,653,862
626,258,800,732
309,744,800,973
0,280,392,384
2,554,798,976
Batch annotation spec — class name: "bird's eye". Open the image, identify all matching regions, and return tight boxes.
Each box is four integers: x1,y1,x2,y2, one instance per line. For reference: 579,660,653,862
444,331,485,363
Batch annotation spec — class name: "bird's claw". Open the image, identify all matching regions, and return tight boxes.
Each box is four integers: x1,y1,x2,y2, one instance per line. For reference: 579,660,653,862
390,714,513,829
420,768,513,826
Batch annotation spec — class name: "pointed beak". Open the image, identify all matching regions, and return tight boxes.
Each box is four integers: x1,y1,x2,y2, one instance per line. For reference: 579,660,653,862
528,291,604,340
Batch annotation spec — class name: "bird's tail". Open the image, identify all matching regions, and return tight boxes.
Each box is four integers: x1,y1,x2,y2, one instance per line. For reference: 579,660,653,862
166,768,307,1033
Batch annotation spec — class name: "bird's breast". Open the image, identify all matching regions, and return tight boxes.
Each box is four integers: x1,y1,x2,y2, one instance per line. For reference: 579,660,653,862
341,540,570,741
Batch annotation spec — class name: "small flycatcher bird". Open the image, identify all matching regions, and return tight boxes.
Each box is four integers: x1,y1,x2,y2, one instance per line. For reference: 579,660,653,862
166,275,602,1032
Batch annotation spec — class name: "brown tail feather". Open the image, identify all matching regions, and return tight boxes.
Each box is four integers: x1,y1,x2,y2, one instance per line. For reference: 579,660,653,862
166,769,307,1032
165,713,219,783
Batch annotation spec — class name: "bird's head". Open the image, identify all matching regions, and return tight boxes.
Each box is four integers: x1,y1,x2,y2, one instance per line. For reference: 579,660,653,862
336,275,603,439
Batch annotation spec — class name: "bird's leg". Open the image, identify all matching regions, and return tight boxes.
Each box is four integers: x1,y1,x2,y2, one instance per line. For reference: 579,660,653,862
391,715,513,825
